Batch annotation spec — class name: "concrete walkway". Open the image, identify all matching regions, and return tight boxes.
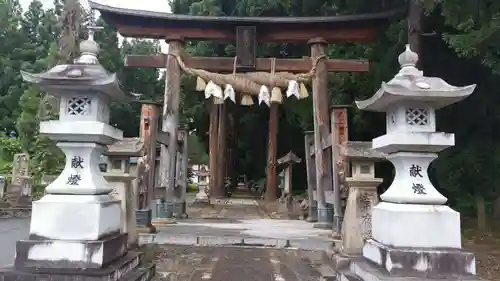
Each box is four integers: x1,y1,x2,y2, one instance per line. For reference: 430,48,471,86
0,218,29,267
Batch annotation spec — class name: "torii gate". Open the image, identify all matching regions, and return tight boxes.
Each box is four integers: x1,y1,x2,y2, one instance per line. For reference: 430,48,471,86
90,0,398,219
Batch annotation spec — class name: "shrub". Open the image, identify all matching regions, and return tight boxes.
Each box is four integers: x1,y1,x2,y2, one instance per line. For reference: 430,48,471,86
187,183,198,193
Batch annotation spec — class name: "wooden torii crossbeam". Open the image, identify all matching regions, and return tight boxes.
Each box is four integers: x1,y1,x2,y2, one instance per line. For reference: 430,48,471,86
90,0,399,211
125,55,369,73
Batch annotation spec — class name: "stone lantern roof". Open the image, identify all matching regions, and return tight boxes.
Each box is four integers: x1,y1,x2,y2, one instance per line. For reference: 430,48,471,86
20,29,137,102
105,137,145,157
277,151,301,165
339,141,386,161
355,45,476,112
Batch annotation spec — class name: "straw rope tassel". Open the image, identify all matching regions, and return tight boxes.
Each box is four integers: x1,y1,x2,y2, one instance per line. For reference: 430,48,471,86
196,76,206,91
299,82,309,99
241,94,254,106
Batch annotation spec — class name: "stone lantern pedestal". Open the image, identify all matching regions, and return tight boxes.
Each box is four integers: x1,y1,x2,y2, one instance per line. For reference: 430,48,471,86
335,45,483,281
0,29,154,281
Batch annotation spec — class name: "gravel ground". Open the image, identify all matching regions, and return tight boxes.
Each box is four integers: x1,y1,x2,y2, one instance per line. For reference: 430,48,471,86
150,244,334,281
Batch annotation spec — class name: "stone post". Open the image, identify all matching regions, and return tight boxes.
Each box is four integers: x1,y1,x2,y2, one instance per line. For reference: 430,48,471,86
304,131,317,222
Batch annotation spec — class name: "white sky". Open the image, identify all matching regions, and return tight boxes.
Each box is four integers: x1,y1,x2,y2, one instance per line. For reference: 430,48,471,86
19,0,171,52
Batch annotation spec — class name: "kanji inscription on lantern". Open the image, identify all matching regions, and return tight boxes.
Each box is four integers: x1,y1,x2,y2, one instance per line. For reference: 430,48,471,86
67,174,82,185
71,156,84,169
409,164,423,178
412,183,426,195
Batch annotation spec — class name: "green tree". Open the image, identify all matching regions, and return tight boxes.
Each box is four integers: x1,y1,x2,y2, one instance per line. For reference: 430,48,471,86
0,0,25,132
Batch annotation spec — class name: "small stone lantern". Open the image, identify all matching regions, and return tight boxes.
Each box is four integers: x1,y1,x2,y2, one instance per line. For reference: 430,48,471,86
0,27,155,281
339,141,385,256
349,45,478,279
105,137,144,174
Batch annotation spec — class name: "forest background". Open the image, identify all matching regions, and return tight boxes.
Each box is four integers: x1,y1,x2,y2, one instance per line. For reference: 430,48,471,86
1,0,500,231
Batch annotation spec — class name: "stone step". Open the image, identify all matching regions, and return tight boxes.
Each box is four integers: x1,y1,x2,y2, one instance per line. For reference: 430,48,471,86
120,264,155,281
139,234,333,250
337,270,362,281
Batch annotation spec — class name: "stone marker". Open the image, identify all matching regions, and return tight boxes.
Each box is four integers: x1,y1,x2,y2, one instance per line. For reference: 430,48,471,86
336,45,481,281
7,153,29,197
11,153,29,187
0,26,155,281
0,175,5,198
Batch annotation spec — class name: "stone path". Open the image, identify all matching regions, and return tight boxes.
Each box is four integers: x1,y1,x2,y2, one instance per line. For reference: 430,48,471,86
187,201,266,220
0,218,29,267
145,219,333,250
152,245,336,281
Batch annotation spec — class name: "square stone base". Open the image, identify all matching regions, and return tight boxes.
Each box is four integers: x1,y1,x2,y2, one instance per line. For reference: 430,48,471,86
135,209,154,229
15,233,128,269
0,252,155,281
172,202,188,219
372,202,461,248
30,194,121,241
346,258,483,281
362,239,476,278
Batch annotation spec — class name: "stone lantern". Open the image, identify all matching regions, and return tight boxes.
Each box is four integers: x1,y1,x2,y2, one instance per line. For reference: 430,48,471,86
344,45,478,280
0,28,155,281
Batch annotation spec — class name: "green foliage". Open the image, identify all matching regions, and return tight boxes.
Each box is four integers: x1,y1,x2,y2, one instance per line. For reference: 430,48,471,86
16,87,40,152
187,183,198,193
0,0,163,183
187,133,209,164
0,134,22,176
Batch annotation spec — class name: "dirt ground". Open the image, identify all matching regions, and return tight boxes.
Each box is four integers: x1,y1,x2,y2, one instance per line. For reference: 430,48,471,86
463,228,500,280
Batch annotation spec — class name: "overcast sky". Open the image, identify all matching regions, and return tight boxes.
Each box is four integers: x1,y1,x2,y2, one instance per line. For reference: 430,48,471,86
18,0,171,52
19,0,171,12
